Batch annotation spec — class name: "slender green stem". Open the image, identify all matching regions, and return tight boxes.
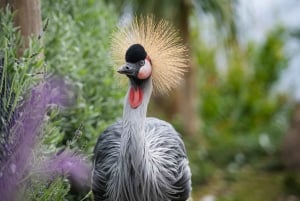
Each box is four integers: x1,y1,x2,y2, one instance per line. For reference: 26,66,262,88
0,39,7,103
80,190,92,201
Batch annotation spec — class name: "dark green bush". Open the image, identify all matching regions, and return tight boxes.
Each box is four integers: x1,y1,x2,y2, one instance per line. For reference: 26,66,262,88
42,0,124,152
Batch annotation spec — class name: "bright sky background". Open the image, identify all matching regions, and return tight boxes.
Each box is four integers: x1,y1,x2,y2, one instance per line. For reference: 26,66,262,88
238,0,300,101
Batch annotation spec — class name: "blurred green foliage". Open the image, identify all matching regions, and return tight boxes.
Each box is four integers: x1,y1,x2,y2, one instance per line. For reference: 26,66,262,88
24,177,70,201
42,0,124,153
186,21,297,200
201,29,287,153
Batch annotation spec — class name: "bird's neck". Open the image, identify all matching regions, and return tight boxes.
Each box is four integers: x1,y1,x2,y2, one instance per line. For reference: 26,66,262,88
120,78,152,162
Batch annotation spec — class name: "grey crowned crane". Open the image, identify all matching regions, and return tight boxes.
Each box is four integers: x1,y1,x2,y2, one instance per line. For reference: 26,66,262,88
92,16,192,201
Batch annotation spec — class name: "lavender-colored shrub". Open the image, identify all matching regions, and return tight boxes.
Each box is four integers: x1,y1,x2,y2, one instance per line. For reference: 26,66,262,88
43,149,91,191
0,77,90,201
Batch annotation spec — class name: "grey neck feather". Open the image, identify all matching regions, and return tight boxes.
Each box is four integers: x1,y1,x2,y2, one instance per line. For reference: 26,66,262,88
120,77,152,165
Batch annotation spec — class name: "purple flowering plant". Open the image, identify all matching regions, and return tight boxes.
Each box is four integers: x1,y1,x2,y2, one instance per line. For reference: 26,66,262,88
0,8,92,201
0,77,91,201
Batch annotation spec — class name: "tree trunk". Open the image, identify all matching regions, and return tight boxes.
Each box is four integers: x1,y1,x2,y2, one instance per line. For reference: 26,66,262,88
2,0,42,55
151,0,200,136
177,0,200,136
0,0,7,9
281,103,300,170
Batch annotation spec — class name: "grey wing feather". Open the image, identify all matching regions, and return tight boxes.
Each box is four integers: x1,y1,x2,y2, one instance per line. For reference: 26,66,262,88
92,121,122,201
145,117,192,201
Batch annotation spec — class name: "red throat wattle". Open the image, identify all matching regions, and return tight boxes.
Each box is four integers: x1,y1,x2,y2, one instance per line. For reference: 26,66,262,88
129,86,143,108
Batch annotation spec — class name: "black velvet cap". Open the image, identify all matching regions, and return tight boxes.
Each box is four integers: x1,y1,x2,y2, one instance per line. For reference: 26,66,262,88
125,44,147,63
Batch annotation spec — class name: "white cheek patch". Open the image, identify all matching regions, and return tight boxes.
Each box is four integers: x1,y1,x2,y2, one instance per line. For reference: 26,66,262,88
138,60,152,79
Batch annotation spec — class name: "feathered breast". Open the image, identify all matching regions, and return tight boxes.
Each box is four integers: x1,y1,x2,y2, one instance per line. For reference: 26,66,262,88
92,118,191,201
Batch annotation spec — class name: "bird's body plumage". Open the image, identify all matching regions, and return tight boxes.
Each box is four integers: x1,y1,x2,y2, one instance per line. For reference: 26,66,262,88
93,117,191,201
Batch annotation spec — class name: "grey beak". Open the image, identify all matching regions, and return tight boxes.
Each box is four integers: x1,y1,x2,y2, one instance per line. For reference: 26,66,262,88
117,63,138,76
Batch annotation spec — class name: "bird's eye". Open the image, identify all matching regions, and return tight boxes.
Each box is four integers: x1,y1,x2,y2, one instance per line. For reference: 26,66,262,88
139,60,145,66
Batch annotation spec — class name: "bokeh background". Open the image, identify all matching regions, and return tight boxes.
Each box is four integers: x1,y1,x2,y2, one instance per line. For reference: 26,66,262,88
1,0,300,200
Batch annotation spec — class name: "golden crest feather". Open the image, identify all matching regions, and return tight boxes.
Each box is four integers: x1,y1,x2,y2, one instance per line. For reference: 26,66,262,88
111,15,188,94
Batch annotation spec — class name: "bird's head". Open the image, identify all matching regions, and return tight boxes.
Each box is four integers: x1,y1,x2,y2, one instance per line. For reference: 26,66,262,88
112,16,188,95
117,44,152,85
117,44,153,109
